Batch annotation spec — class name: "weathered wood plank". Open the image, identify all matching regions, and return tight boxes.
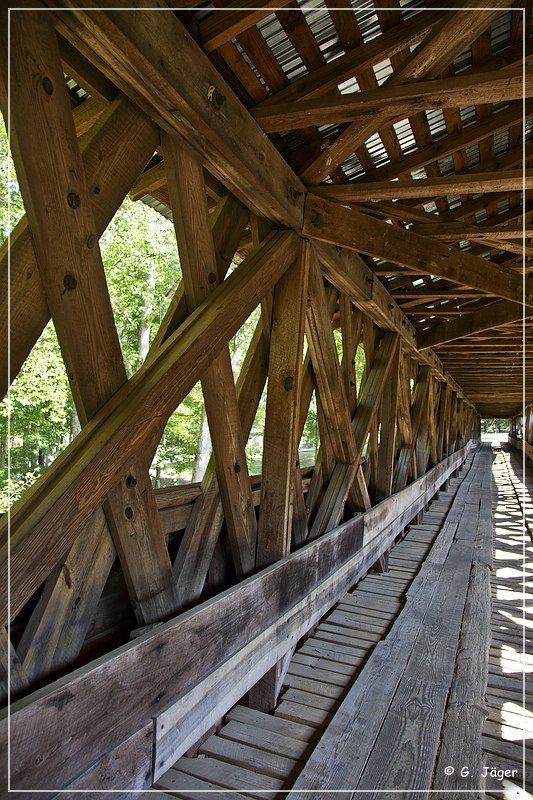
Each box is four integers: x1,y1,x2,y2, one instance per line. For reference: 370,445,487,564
291,449,481,796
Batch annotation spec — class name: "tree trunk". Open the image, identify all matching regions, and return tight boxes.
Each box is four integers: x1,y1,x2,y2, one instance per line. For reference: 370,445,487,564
192,406,211,482
137,261,155,367
70,405,81,442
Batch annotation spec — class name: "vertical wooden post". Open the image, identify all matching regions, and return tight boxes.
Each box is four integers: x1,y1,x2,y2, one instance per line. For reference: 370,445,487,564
374,342,401,502
250,238,310,711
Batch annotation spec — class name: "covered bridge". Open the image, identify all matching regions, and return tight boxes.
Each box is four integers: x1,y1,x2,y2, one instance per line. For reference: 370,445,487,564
0,1,532,797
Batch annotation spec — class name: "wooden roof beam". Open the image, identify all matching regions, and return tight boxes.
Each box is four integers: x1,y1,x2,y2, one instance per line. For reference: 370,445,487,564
358,101,530,184
412,222,533,240
253,66,528,133
418,301,531,349
314,170,533,202
298,3,515,183
303,194,533,306
255,9,446,107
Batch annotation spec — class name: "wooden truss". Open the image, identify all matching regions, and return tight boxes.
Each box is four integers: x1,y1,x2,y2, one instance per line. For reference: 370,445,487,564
0,2,527,793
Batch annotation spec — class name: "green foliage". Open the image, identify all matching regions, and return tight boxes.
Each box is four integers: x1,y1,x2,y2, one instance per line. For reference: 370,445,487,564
0,323,73,510
480,418,509,433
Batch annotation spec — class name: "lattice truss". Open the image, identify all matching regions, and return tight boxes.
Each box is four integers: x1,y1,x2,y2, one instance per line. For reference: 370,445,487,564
0,2,530,788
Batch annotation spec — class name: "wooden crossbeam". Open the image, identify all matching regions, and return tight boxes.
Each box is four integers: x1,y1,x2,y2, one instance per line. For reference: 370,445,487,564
412,221,533,240
303,194,533,306
253,66,527,132
394,1,511,81
52,4,305,228
0,230,300,626
255,11,447,108
314,170,532,202
418,300,529,350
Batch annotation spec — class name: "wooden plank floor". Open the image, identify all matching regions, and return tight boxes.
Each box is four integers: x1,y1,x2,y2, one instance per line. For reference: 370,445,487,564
484,443,533,799
150,459,472,798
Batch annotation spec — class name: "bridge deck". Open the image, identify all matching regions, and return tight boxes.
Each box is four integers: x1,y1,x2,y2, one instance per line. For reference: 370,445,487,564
147,443,532,799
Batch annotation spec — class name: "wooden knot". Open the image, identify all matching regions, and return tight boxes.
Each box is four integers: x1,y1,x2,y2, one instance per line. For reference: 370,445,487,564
67,192,81,209
42,77,53,95
284,376,294,391
63,274,77,292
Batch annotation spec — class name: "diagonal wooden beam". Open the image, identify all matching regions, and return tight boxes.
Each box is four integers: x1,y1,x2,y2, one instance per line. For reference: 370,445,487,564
393,1,511,82
256,240,310,569
313,241,472,406
418,300,530,350
51,3,305,228
374,342,400,502
308,331,400,541
252,66,528,132
306,252,357,464
254,10,446,108
303,194,533,306
250,239,309,712
355,101,530,185
392,365,432,492
163,134,257,578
